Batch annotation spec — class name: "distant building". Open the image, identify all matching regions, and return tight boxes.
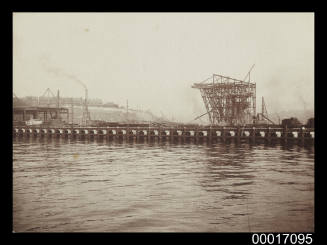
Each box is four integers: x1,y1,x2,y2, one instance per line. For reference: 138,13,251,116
281,117,302,128
13,106,69,126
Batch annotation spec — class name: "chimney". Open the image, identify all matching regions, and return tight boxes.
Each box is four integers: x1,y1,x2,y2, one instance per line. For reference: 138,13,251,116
57,89,60,108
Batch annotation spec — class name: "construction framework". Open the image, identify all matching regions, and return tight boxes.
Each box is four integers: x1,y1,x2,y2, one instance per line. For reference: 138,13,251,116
192,74,256,126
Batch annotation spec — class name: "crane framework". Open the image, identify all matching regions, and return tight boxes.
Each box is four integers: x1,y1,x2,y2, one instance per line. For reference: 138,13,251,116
82,88,91,126
192,74,256,126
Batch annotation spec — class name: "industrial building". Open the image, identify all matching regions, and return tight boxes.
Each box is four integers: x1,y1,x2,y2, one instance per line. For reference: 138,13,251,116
13,106,69,126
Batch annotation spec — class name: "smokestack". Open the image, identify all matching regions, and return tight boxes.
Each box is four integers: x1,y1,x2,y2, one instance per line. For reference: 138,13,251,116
57,89,60,108
262,96,264,115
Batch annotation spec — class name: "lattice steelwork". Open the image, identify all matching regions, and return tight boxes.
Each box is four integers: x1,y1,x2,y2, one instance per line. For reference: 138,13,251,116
192,74,256,126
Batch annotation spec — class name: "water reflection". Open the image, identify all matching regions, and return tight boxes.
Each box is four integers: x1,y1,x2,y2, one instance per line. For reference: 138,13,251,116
13,138,314,232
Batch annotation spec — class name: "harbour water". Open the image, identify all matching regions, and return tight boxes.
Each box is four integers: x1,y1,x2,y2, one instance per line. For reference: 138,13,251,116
13,138,314,232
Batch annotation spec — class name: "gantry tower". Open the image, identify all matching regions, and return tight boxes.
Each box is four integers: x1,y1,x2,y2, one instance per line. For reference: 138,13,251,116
192,73,256,126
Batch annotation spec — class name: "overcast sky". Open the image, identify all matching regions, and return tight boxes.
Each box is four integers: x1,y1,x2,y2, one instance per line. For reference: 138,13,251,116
13,13,314,123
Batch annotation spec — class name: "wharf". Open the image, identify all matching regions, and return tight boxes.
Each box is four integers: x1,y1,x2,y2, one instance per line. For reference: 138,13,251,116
13,125,314,145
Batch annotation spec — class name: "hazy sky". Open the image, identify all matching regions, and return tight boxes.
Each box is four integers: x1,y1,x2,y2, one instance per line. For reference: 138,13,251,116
13,13,314,122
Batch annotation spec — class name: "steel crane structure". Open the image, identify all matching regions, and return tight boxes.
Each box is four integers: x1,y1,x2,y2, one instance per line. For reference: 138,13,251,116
192,73,256,126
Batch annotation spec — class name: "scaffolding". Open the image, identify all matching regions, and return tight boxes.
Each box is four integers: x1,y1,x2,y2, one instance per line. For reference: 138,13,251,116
192,74,256,126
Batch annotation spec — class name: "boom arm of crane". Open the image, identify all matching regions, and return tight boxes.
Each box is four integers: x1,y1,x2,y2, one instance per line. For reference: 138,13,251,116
193,109,213,121
243,64,255,82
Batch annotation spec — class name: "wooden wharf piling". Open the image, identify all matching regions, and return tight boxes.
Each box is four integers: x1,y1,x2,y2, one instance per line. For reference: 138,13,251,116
13,125,314,145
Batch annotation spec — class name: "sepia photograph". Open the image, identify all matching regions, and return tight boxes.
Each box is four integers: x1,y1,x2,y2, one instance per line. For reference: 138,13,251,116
13,12,314,233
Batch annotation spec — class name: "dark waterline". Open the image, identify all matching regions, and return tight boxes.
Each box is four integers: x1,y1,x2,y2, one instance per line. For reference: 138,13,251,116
13,137,314,232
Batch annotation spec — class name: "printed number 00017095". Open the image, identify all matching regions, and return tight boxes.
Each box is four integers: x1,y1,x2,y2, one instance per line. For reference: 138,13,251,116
252,234,313,244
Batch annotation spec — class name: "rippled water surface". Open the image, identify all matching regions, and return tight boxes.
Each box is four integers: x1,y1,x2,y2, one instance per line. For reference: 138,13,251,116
13,138,314,232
